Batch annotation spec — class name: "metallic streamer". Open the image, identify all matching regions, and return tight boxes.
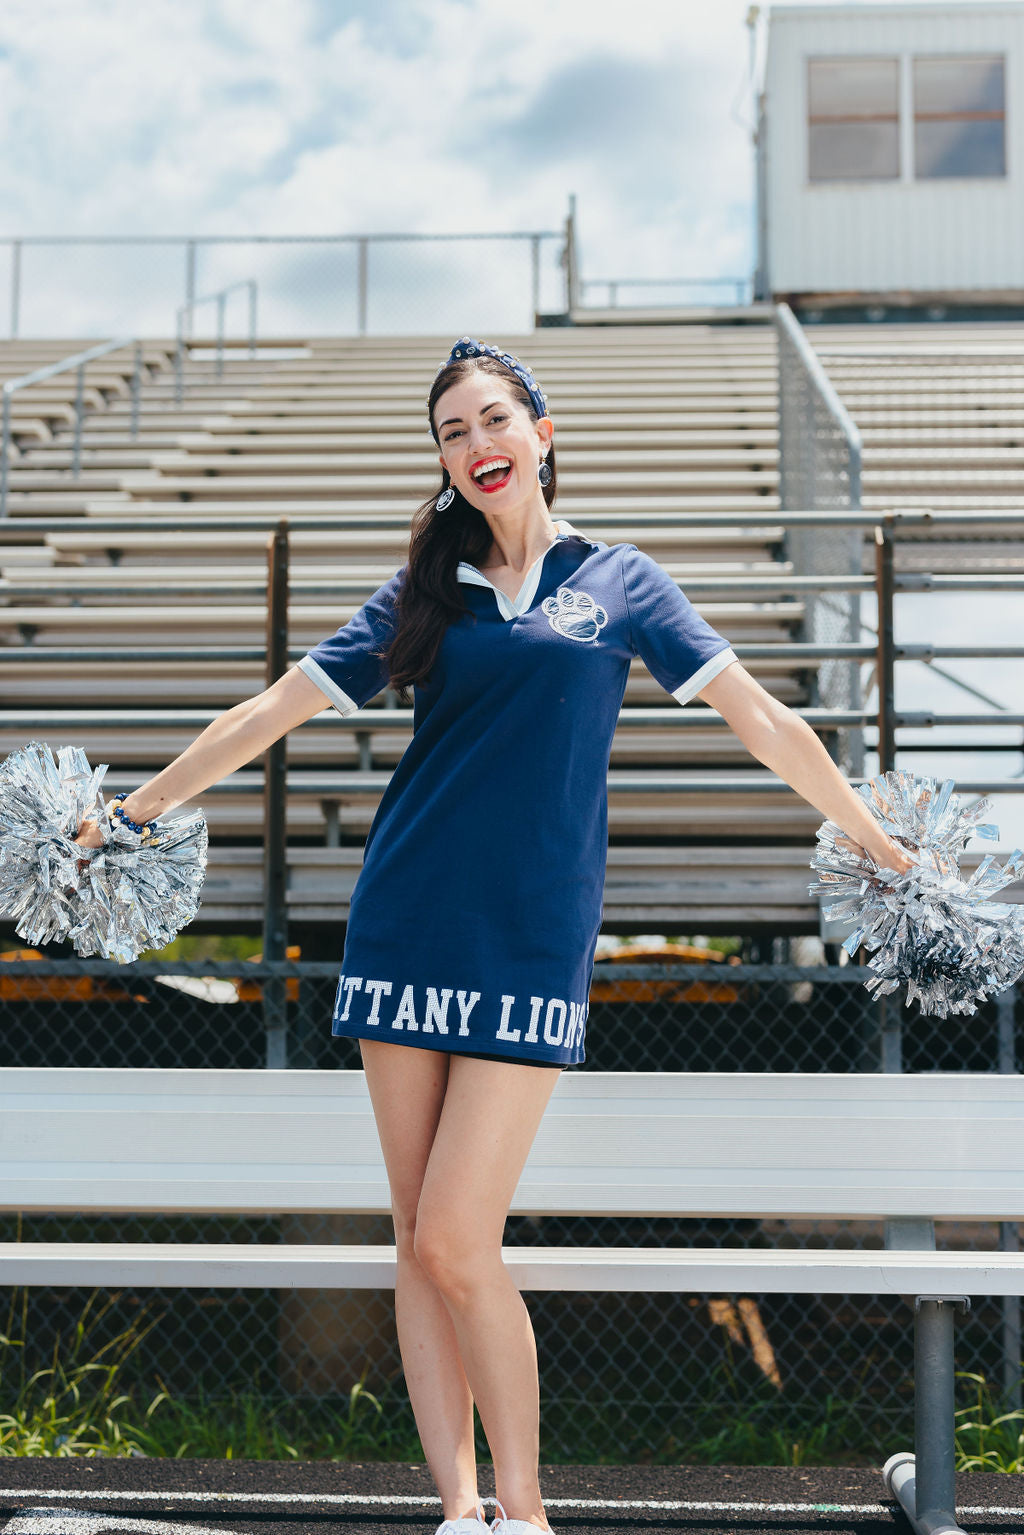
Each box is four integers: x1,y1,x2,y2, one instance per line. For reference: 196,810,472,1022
808,769,1024,1018
0,741,208,964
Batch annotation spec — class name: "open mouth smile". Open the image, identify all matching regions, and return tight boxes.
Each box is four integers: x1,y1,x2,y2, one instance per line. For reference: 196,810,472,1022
470,456,513,493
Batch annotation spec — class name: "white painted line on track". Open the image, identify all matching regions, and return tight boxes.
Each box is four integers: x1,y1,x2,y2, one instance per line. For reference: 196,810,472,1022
5,1511,233,1535
1,1488,1021,1518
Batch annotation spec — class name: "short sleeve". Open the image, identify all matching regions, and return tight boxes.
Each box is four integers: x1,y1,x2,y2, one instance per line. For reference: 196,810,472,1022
297,568,405,716
621,545,739,705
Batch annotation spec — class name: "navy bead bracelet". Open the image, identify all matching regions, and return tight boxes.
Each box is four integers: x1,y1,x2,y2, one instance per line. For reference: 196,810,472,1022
110,794,159,841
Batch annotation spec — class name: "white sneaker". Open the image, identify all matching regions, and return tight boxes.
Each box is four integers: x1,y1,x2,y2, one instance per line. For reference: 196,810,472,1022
489,1496,555,1534
435,1502,490,1535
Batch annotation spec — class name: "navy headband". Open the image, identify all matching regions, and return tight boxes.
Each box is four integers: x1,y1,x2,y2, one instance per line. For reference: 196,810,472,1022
427,335,549,443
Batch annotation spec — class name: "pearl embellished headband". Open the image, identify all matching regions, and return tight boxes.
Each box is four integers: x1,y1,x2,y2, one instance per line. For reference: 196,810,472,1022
427,335,549,443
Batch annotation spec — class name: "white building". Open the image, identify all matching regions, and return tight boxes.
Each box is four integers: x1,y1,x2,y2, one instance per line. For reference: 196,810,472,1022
757,1,1024,315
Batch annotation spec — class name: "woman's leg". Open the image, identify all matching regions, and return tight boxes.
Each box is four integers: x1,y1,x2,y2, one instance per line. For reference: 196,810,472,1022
413,1055,564,1533
358,1038,483,1523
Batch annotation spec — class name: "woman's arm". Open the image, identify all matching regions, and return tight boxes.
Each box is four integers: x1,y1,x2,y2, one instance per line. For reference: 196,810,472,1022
72,665,330,848
697,662,916,873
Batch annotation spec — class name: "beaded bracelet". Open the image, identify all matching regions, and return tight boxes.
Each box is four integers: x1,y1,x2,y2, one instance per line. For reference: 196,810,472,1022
108,793,160,845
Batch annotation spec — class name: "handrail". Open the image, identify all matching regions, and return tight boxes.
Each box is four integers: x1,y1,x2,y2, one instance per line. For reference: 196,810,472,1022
3,229,563,339
175,278,257,404
0,337,144,519
3,508,1024,537
775,301,864,505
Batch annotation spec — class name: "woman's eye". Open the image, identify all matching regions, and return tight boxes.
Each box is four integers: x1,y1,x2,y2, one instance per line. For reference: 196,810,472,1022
489,415,507,425
444,430,462,441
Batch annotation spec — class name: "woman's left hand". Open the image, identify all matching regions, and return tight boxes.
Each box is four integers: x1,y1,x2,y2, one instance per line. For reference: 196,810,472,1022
836,832,918,876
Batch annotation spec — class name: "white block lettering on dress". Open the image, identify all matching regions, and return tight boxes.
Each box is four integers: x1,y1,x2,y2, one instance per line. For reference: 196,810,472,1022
524,996,544,1044
336,976,363,1023
391,984,418,1031
495,993,521,1044
423,987,454,1035
455,990,481,1036
543,997,567,1047
363,979,393,1026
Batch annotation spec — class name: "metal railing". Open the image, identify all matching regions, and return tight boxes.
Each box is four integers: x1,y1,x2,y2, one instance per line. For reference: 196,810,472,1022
3,227,568,339
174,278,258,404
3,505,1023,940
775,301,866,778
0,337,145,519
0,280,262,515
0,202,763,336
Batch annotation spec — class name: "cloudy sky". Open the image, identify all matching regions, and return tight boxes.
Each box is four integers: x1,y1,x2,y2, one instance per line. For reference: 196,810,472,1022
2,0,1021,842
0,0,767,334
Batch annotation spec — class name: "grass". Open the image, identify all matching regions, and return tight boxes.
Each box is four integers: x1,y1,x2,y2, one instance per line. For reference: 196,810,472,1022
1,1287,1021,1469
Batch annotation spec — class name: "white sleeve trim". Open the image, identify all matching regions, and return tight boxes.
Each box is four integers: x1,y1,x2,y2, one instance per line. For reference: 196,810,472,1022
297,654,360,717
671,646,739,706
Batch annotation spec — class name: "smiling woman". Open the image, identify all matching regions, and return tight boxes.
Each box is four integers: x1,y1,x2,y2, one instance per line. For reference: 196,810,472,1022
375,348,560,697
76,333,913,1535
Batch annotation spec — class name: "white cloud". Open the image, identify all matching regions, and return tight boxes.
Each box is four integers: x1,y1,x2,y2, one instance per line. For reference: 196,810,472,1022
0,0,999,334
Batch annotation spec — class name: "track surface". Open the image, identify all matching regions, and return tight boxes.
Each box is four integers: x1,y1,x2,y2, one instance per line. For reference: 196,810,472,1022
0,1459,1022,1535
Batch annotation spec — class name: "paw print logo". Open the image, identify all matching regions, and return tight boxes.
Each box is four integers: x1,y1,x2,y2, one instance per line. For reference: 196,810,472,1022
541,586,608,644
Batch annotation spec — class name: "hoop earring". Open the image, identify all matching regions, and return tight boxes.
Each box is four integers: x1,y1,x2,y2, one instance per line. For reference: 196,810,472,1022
436,486,455,511
537,460,553,488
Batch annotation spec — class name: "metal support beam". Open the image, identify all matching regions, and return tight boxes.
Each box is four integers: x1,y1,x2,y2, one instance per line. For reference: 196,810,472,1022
875,523,896,774
262,520,290,1069
883,1218,972,1535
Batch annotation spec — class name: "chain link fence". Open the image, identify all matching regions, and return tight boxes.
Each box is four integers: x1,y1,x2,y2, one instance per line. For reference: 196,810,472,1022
1,948,1020,1456
776,302,866,779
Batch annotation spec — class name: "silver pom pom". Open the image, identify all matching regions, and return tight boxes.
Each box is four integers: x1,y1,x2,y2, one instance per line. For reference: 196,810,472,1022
809,769,1024,1018
0,741,208,963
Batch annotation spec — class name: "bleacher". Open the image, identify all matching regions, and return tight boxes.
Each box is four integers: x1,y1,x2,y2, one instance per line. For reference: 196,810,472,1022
1,321,1021,935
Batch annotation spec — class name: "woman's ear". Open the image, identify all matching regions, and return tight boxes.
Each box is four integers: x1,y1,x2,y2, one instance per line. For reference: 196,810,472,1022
537,415,554,450
438,453,448,473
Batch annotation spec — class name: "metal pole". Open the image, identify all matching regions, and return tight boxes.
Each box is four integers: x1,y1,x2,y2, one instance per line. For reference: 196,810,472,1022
913,1297,970,1534
996,984,1022,1413
175,312,185,408
263,519,290,1069
130,340,142,441
216,291,226,380
357,238,368,335
184,240,196,339
875,521,900,1072
875,523,896,773
564,193,578,312
71,362,85,479
248,279,257,357
10,239,21,340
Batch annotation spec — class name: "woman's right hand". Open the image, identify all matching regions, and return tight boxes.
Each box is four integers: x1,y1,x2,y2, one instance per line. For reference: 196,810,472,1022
72,815,105,873
73,816,105,850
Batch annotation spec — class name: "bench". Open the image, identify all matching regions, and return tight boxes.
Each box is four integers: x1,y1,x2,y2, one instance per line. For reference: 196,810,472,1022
1,1066,1021,1535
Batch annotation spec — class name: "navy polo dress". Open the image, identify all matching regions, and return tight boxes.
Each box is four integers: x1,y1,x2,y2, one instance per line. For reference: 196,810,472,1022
297,520,738,1070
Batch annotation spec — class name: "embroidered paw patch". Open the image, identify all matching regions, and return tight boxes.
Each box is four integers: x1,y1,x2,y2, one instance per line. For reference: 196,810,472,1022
541,586,608,644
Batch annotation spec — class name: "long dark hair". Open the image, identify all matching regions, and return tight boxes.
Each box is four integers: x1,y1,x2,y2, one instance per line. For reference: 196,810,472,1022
380,355,558,702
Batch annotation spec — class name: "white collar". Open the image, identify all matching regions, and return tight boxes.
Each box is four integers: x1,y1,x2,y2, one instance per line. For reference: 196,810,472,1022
454,521,589,617
455,520,586,621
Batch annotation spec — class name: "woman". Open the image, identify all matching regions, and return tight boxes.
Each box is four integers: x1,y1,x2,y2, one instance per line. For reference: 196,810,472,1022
75,336,914,1535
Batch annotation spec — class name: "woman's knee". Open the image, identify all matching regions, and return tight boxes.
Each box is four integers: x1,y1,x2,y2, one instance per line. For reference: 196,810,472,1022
391,1204,419,1257
412,1208,499,1295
